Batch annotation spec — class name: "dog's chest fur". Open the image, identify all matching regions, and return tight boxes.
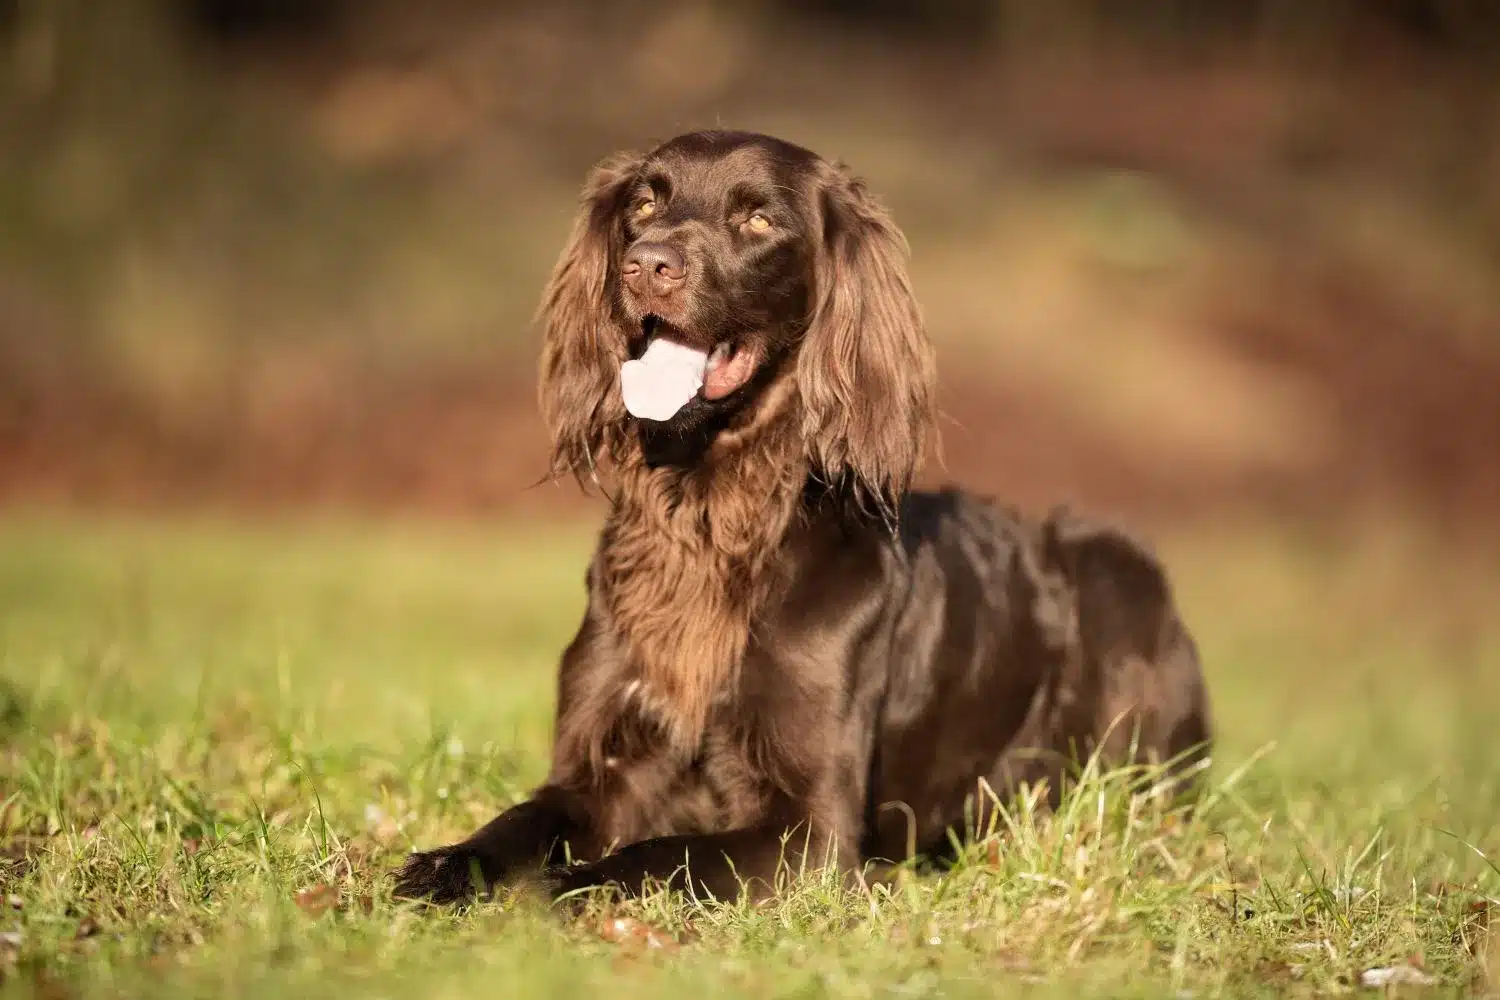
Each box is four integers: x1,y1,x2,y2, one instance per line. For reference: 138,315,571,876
591,703,773,846
593,437,806,748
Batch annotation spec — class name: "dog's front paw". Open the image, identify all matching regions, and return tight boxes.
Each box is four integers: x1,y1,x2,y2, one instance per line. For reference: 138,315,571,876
393,844,493,906
540,862,620,915
546,862,596,897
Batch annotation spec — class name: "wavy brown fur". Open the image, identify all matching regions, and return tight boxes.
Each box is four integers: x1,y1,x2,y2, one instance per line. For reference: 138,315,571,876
536,140,936,752
558,406,807,760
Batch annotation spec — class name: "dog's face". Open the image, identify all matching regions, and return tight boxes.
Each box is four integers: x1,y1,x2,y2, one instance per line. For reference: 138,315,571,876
612,132,817,430
538,130,936,508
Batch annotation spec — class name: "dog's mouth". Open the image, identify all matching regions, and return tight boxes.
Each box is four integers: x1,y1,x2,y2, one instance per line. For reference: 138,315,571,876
634,315,760,403
702,339,758,401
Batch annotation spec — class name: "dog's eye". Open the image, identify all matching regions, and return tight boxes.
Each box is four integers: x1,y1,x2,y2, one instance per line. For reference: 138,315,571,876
635,199,657,219
745,213,771,232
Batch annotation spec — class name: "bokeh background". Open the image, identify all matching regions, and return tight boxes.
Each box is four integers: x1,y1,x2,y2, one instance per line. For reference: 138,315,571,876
3,6,1500,994
3,0,1498,536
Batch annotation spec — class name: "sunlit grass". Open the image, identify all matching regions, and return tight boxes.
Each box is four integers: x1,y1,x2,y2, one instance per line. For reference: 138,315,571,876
1,514,1497,998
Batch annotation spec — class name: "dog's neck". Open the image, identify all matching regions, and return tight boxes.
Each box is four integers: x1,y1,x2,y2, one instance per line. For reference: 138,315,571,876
595,398,809,749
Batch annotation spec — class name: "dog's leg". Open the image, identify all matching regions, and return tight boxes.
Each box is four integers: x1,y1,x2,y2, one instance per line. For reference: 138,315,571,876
394,785,585,905
550,820,850,904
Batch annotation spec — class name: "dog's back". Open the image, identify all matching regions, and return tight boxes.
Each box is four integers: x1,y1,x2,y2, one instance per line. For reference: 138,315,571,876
860,489,1212,861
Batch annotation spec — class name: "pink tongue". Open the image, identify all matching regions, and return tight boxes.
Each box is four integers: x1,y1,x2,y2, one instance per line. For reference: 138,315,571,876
619,339,708,421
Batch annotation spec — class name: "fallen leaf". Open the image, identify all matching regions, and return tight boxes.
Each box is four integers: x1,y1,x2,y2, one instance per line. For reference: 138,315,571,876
1360,965,1436,989
294,884,340,918
596,915,679,952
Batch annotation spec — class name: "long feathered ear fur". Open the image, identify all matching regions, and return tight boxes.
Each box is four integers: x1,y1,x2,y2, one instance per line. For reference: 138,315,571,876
536,151,644,486
798,161,938,518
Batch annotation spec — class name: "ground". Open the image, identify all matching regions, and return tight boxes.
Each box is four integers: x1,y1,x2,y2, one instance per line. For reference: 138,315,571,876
1,513,1497,998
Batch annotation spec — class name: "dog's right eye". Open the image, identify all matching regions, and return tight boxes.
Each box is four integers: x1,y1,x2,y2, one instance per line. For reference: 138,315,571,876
634,199,657,219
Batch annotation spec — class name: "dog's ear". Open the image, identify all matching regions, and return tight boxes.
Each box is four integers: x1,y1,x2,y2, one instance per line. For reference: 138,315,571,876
536,150,643,486
798,161,937,517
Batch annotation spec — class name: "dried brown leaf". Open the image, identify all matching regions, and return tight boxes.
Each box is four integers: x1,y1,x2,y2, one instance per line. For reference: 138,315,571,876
294,884,339,918
596,915,679,952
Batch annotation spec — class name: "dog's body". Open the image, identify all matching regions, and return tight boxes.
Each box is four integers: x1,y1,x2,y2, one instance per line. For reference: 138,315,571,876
395,131,1212,905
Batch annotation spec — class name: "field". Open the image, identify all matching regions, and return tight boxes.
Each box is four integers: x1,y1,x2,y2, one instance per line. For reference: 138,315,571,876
1,513,1497,999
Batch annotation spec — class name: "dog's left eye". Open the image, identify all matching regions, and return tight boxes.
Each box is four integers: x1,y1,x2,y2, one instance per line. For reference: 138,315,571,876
635,199,657,219
744,213,771,233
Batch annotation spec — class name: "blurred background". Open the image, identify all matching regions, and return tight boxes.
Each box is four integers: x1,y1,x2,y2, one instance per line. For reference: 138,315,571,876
1,0,1498,537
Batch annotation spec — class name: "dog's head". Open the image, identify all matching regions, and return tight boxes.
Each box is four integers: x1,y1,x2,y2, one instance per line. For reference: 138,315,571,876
538,130,936,513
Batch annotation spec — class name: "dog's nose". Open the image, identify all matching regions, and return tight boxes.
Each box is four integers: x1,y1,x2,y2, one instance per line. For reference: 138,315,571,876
622,242,687,296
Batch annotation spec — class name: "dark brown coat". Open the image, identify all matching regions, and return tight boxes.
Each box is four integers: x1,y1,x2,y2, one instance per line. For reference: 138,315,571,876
394,130,1212,905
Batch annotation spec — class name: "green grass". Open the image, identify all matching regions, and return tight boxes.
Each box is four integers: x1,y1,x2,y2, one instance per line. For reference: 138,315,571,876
1,513,1497,998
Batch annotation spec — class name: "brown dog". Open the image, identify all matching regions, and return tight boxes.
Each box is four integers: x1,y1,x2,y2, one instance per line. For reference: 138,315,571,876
395,130,1212,905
